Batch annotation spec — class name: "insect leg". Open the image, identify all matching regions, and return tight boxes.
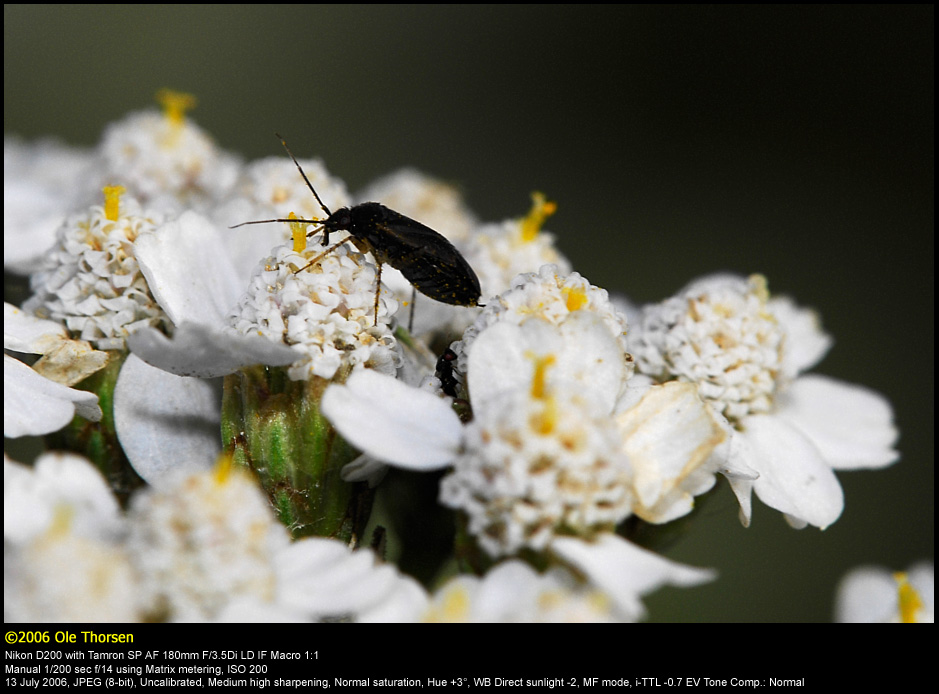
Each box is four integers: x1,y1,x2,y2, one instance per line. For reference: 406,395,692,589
294,237,351,274
373,261,383,327
407,287,416,333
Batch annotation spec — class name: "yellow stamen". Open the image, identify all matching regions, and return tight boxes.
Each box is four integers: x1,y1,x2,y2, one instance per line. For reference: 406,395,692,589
526,352,558,434
749,274,770,304
288,212,308,253
156,88,197,126
213,451,235,486
894,572,924,623
528,353,556,400
520,191,557,243
102,185,126,222
48,504,74,538
532,396,559,436
562,286,588,312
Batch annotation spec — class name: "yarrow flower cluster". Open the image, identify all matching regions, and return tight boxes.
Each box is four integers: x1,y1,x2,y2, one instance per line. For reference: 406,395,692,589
4,453,425,622
4,92,913,623
229,240,400,381
632,273,898,529
443,376,634,557
23,189,169,351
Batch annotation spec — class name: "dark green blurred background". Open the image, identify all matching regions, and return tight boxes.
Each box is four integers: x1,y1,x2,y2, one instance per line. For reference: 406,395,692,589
4,5,933,621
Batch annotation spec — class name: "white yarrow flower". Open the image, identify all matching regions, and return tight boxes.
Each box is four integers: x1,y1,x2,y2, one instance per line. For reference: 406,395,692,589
97,93,239,213
4,137,99,275
424,560,625,623
23,190,169,351
463,194,571,301
632,274,899,529
835,562,933,623
4,453,141,623
229,240,400,381
4,303,103,437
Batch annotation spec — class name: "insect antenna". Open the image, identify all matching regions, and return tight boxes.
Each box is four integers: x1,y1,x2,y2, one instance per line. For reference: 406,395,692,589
229,217,324,229
274,133,332,217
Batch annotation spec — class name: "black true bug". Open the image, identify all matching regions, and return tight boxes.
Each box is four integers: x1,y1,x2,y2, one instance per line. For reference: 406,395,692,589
435,347,460,398
233,135,482,326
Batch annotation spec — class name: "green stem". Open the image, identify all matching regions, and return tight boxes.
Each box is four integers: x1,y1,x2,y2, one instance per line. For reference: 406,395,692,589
221,366,373,542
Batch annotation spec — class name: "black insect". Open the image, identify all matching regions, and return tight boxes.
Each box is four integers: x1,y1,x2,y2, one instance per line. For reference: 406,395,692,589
435,347,460,398
233,135,482,325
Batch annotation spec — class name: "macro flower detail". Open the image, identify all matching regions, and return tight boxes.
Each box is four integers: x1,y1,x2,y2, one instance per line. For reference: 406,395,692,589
23,187,170,352
424,560,623,623
97,89,239,212
448,264,633,398
229,239,400,381
4,92,914,625
632,273,899,529
634,274,784,422
462,193,572,301
4,453,427,623
4,303,104,438
322,306,724,616
4,136,99,275
212,154,352,281
835,562,934,623
4,452,141,622
441,366,634,557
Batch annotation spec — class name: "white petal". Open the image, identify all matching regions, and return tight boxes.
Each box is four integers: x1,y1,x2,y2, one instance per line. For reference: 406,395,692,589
4,452,121,545
321,369,462,470
113,354,220,486
776,374,899,470
770,295,833,377
275,538,428,621
127,322,299,378
3,302,67,353
134,211,243,327
468,312,625,413
340,453,389,487
617,381,725,522
4,355,101,438
834,566,902,623
552,534,716,620
737,415,844,529
715,427,759,527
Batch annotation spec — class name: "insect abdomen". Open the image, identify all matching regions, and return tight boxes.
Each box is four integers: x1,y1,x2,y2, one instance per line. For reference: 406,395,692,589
352,204,481,307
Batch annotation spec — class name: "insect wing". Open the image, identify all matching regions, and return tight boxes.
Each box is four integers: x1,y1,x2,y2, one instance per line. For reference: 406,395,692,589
358,205,481,306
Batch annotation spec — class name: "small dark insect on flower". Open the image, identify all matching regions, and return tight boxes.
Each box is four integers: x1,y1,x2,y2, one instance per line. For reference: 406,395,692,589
232,135,482,326
435,347,460,399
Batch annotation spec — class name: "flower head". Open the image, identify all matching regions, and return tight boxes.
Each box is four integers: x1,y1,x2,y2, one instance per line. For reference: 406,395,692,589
835,562,934,623
97,90,239,212
229,239,400,381
633,273,898,528
463,194,571,300
4,136,99,275
448,264,632,399
424,560,624,622
23,188,170,351
127,458,289,621
4,453,140,622
442,365,633,557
